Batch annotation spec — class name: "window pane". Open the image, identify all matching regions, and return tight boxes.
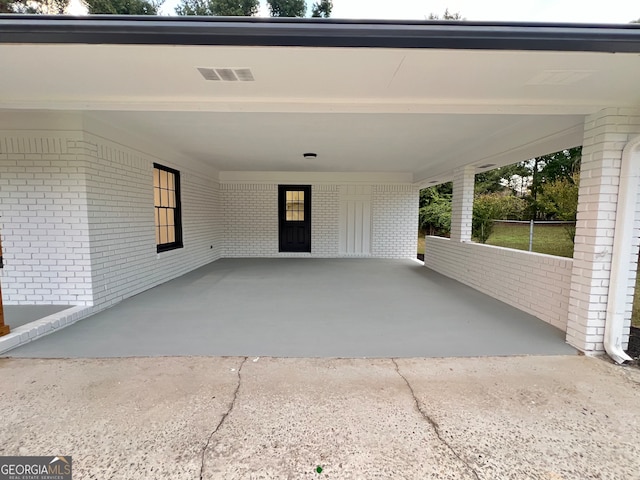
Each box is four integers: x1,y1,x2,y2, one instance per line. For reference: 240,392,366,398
160,226,168,244
154,165,182,251
286,191,293,202
299,191,304,201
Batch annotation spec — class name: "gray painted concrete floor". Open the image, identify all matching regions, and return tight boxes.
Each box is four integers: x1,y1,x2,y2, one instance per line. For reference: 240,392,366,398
3,305,71,329
1,356,638,479
8,259,576,358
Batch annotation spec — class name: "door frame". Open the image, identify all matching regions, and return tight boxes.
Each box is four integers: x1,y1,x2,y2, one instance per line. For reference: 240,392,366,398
278,185,312,253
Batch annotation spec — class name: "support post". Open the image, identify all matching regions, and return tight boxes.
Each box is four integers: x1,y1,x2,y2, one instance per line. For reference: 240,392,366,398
566,108,640,354
450,165,476,243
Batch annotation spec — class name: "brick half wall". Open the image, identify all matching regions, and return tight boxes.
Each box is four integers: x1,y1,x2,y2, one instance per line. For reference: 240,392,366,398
424,236,573,332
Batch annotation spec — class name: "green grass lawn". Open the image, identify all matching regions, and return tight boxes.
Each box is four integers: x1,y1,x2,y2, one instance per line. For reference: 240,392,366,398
418,223,640,327
486,223,574,258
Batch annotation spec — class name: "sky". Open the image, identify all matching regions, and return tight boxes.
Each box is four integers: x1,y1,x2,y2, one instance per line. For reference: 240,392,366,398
156,0,640,24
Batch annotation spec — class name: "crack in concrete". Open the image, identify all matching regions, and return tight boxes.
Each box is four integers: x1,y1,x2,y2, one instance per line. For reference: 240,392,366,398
199,357,247,480
392,359,481,480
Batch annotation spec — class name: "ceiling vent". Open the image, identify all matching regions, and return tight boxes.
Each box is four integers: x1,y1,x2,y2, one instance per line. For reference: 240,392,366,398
197,67,255,82
526,70,593,86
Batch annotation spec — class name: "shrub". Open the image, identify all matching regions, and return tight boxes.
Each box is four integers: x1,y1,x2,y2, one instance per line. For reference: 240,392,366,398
537,174,579,243
473,193,527,243
419,191,452,237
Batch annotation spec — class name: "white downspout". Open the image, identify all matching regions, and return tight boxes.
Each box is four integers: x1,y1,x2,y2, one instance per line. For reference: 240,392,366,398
604,134,640,364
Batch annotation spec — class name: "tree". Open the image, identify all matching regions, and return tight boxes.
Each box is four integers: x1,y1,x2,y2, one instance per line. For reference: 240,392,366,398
88,0,163,14
311,0,331,17
475,164,529,196
527,147,581,219
267,0,306,17
419,186,452,237
472,193,527,243
176,0,257,16
1,0,68,13
428,8,464,20
537,173,579,243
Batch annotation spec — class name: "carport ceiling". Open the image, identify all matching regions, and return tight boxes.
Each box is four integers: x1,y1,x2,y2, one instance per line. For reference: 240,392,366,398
2,43,640,182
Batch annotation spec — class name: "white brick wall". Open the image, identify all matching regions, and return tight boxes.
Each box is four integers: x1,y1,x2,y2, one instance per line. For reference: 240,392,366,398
313,184,340,257
222,183,417,258
0,130,222,310
372,185,419,258
82,134,222,309
0,135,93,305
222,184,279,257
424,236,573,331
567,107,640,353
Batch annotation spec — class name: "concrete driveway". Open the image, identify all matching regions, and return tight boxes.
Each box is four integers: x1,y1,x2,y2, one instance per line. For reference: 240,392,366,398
1,355,638,479
7,259,575,358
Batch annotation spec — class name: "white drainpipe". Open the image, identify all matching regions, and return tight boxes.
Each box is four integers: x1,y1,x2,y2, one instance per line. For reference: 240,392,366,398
604,134,640,364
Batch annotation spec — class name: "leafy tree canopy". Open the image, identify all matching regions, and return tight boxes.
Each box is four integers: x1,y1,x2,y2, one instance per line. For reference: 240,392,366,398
475,164,529,196
473,193,527,243
175,0,331,17
428,8,464,20
1,0,67,13
267,0,306,17
310,0,331,17
419,184,452,236
87,0,163,14
176,0,257,16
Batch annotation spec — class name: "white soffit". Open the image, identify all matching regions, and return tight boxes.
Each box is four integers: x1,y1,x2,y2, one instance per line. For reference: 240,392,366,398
0,43,636,180
1,44,640,112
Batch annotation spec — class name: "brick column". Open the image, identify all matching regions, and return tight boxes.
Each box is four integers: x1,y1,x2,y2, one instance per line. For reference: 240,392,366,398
450,165,475,242
566,108,640,353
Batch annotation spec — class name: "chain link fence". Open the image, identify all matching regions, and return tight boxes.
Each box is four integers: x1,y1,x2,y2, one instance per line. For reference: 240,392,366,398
491,220,576,253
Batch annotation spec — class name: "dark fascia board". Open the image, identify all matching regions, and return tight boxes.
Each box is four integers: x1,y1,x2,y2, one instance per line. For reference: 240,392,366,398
1,15,640,52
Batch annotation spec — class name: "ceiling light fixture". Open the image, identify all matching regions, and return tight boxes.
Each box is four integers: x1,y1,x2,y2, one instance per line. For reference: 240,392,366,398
303,153,317,159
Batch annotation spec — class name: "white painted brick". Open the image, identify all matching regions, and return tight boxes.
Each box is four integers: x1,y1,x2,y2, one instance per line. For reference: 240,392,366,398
566,108,640,353
424,236,573,332
221,183,417,259
0,136,93,304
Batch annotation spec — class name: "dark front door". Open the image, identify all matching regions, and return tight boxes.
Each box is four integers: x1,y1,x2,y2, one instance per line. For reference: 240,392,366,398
279,185,311,253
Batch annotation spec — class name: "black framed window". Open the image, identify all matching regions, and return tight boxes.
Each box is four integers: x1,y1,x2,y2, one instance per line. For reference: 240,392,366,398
153,163,183,253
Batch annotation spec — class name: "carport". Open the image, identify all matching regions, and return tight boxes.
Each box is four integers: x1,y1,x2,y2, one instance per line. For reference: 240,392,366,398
1,17,640,359
8,259,575,358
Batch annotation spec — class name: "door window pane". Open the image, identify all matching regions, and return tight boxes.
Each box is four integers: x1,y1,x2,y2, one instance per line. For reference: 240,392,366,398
286,190,304,221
